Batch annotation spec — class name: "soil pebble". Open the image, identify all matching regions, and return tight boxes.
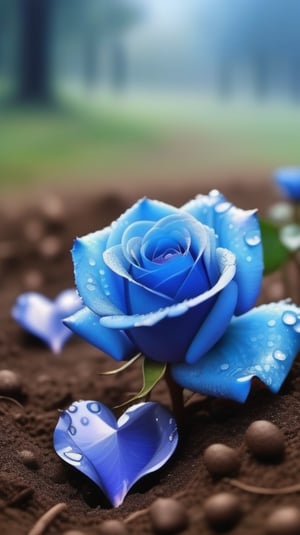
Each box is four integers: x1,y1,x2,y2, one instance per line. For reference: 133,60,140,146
0,369,22,396
98,519,128,534
245,420,285,460
264,506,300,535
149,497,189,534
203,443,241,477
203,492,242,531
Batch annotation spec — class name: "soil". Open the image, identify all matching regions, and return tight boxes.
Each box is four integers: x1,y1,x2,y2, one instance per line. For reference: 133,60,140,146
0,175,299,535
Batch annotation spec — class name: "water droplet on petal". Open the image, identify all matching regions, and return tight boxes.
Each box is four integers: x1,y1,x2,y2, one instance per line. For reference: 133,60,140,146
215,202,231,213
246,255,252,262
64,450,83,462
89,258,96,266
80,417,89,426
87,401,102,413
273,349,287,361
87,283,96,291
282,311,297,326
267,319,276,327
244,230,261,246
220,363,229,371
69,425,77,435
99,269,105,276
294,321,300,333
169,431,177,442
68,405,78,413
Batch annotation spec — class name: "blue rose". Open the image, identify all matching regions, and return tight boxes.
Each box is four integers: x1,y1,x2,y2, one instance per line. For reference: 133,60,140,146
65,190,263,365
65,191,300,402
274,167,300,201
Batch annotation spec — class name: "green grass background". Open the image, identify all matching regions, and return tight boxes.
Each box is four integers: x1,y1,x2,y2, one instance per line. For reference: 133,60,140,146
1,89,300,192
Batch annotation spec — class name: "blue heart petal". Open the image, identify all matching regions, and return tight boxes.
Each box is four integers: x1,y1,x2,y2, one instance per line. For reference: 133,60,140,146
12,289,82,353
53,400,178,507
171,302,300,402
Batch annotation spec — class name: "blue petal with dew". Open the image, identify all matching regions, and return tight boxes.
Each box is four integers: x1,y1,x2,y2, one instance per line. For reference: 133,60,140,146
72,228,125,316
183,190,263,314
171,302,300,402
53,400,178,507
64,306,137,361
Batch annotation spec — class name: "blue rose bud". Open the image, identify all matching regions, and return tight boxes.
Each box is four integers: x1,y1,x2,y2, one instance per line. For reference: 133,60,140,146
273,167,300,201
64,191,263,366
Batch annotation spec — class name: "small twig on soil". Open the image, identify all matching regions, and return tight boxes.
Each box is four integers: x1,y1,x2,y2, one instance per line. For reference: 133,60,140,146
124,507,149,524
229,478,300,495
8,487,34,507
0,396,24,409
27,503,67,535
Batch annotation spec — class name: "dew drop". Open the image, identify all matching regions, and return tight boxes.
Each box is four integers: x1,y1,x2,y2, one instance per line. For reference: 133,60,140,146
215,202,231,213
267,319,276,327
244,230,261,247
87,401,102,413
273,349,287,361
87,283,96,291
68,405,78,413
89,258,96,266
69,425,77,436
282,311,297,326
246,255,252,262
169,431,177,442
99,269,105,276
220,363,229,371
294,321,300,333
80,417,89,426
64,450,83,462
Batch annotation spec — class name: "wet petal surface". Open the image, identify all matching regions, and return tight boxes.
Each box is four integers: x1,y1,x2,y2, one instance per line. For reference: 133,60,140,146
53,400,178,507
171,302,300,402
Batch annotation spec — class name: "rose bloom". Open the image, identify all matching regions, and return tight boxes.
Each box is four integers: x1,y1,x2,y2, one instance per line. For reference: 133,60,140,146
65,190,263,365
274,167,300,201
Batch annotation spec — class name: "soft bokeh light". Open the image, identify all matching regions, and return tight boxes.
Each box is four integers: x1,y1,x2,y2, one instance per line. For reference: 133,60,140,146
1,0,300,194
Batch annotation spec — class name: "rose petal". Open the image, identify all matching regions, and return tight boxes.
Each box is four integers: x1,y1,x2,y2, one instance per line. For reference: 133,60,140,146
274,167,300,201
183,190,263,314
101,248,236,329
72,228,125,315
171,302,300,402
104,244,174,314
53,400,178,507
106,198,177,248
64,306,137,361
12,289,82,353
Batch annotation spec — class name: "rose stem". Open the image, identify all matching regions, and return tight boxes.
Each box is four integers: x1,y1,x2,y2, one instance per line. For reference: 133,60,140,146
28,503,67,535
164,367,185,427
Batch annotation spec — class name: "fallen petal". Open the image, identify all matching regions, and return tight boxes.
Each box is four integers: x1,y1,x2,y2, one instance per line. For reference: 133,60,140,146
53,400,178,507
12,289,82,353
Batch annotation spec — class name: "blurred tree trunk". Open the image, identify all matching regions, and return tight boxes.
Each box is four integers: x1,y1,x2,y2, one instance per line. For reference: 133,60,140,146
17,0,53,104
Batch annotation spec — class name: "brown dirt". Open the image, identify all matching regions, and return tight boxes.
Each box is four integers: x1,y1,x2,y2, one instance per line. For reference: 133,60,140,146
0,176,299,535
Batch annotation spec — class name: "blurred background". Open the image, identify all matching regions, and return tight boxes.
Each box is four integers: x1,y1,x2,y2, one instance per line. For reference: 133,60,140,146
1,0,300,195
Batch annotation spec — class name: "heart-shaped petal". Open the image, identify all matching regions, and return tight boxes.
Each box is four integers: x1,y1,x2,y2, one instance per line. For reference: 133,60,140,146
171,302,300,402
53,400,178,507
12,289,82,353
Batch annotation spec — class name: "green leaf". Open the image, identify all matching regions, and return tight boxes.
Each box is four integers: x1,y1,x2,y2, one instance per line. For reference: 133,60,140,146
99,353,142,375
260,218,290,274
115,357,167,408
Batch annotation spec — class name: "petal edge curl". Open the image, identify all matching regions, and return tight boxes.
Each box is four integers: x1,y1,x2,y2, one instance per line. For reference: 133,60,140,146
64,306,137,361
171,302,300,402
